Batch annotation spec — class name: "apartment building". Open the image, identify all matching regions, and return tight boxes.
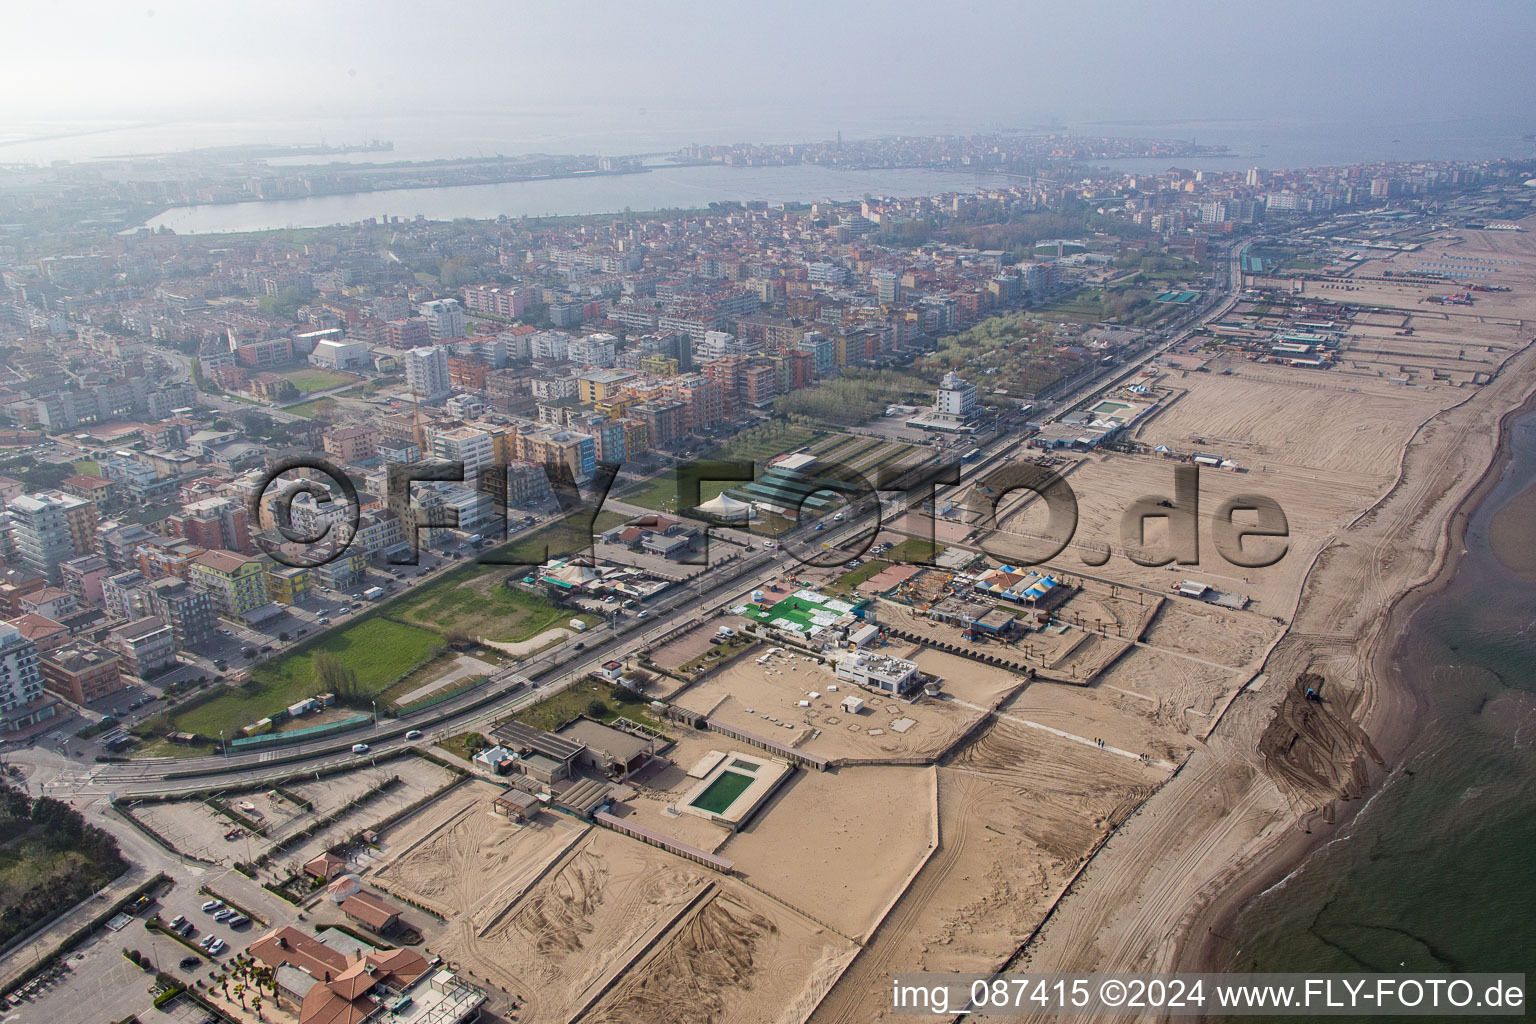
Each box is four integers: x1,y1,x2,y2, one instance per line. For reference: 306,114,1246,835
41,641,124,704
107,617,177,679
404,345,452,404
145,577,216,649
0,623,52,732
189,549,271,618
322,424,379,464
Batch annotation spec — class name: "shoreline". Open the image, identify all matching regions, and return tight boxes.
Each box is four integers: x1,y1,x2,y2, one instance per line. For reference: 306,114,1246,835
1177,368,1536,975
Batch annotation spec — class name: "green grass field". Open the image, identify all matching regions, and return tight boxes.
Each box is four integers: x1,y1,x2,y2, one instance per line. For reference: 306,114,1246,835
886,538,944,565
285,397,340,419
829,559,892,594
395,570,595,643
281,368,359,394
619,473,731,512
514,679,664,733
495,510,627,563
619,424,821,512
170,618,441,736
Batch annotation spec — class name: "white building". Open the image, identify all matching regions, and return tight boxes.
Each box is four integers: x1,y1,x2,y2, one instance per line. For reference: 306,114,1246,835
432,426,496,482
308,337,368,370
417,297,467,340
569,333,619,367
403,346,451,404
935,371,978,423
5,492,87,583
835,651,920,695
0,623,50,732
530,330,572,362
444,393,485,420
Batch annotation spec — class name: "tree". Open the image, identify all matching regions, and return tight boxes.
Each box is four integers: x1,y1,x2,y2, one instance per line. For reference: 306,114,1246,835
313,652,362,701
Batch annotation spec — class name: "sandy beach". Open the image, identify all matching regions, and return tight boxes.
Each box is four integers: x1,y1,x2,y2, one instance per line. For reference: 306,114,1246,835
974,221,1536,1010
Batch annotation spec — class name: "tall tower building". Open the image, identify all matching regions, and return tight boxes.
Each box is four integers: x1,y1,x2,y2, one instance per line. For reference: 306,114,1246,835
0,622,49,732
404,346,452,404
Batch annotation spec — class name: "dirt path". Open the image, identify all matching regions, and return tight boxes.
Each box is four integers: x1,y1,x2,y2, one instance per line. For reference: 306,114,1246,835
482,627,574,656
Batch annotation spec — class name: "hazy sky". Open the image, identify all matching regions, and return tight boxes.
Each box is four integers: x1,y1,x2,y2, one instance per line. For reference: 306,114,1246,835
3,0,1534,127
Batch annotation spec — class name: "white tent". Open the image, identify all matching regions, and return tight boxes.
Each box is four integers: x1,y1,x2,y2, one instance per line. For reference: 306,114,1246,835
696,492,752,520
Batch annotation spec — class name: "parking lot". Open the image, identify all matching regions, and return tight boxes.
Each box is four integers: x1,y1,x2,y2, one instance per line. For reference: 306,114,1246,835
1,882,256,1024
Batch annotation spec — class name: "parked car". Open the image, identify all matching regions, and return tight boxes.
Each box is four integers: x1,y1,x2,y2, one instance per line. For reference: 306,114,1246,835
206,939,226,956
200,900,222,913
226,915,249,928
179,956,201,970
213,909,234,922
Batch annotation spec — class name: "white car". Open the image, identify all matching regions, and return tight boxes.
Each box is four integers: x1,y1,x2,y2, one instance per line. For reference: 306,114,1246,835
351,742,370,754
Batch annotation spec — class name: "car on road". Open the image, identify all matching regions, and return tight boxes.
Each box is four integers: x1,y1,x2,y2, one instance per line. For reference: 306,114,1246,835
404,729,423,740
200,900,222,912
317,617,330,625
573,642,585,650
351,743,370,754
637,610,650,619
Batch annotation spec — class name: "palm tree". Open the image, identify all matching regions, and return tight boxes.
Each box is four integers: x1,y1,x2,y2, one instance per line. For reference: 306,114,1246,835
253,993,263,1021
235,981,246,1010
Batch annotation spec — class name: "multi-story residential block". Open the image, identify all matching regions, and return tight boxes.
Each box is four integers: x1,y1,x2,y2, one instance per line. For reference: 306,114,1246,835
19,587,78,621
322,425,379,464
353,508,409,559
166,496,253,555
575,369,638,406
568,333,618,367
404,345,451,404
102,569,149,620
60,554,110,607
145,577,215,649
0,623,52,732
8,614,68,655
267,565,311,605
432,426,496,481
518,426,596,485
631,400,686,447
189,549,271,618
462,283,530,319
107,617,177,679
41,641,124,704
6,491,96,582
418,298,467,340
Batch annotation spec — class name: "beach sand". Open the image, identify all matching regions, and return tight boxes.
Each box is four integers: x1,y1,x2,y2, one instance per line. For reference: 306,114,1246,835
969,221,1536,1011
